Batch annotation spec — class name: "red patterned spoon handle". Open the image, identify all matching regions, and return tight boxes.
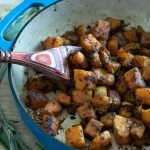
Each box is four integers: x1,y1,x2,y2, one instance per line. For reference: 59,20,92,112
0,46,81,85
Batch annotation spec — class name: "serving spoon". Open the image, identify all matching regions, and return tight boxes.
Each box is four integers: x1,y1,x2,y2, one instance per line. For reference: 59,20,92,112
0,46,81,85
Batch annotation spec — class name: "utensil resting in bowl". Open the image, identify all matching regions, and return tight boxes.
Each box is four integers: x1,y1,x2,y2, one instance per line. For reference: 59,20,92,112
0,46,81,85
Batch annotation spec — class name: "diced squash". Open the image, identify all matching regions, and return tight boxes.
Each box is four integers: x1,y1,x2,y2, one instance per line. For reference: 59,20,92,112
99,50,110,64
101,112,116,128
69,51,89,69
124,67,146,91
114,115,133,145
80,34,101,54
108,90,121,112
94,86,107,96
142,109,150,129
107,39,119,56
65,125,85,148
76,24,87,37
134,55,150,67
55,91,71,106
92,20,111,40
43,36,64,49
135,88,150,105
140,47,150,57
41,100,62,116
140,32,150,48
91,68,115,87
117,47,134,68
142,66,150,81
136,25,145,39
133,105,143,119
124,91,136,105
74,69,98,91
124,43,139,54
72,90,92,106
84,119,104,139
28,90,48,109
77,103,97,121
106,18,121,31
42,115,60,135
131,122,145,140
124,29,138,43
90,131,112,150
119,102,134,118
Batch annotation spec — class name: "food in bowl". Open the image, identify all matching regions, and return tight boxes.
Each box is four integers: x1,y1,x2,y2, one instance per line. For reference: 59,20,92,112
24,18,150,149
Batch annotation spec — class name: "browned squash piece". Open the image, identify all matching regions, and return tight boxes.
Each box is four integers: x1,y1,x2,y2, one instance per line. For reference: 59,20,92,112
65,125,85,148
108,90,121,112
55,91,71,106
142,66,150,81
142,109,150,129
140,32,150,48
124,91,136,105
74,69,98,91
92,20,111,40
99,40,107,49
41,100,62,116
113,115,133,145
124,29,138,43
134,55,150,68
117,47,134,68
133,105,143,119
135,88,150,105
90,131,112,150
107,39,119,56
124,43,139,54
42,115,60,135
91,68,115,87
114,76,128,95
76,24,87,37
69,51,89,69
124,67,146,91
72,90,92,106
106,18,121,31
140,47,150,57
131,122,145,140
99,50,110,64
90,50,102,68
101,112,116,128
80,34,101,54
43,36,64,49
119,102,134,118
28,90,48,109
26,75,55,93
84,119,104,139
77,103,97,121
94,86,107,96
136,25,145,39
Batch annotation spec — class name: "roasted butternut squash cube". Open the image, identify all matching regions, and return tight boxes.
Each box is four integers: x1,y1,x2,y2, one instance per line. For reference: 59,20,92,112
41,100,62,116
80,34,101,54
124,67,146,91
133,105,143,119
99,50,110,64
135,88,150,105
74,69,98,91
42,115,60,135
134,55,150,68
43,36,64,49
124,29,138,43
131,122,145,140
136,25,145,39
114,115,133,145
124,43,139,55
55,91,71,106
140,32,150,48
28,90,48,109
76,24,87,37
101,112,116,128
77,103,97,121
91,68,115,87
124,91,136,105
108,90,121,112
69,51,89,69
65,125,85,148
106,18,121,31
84,119,104,139
142,66,150,81
90,131,112,150
72,90,92,106
94,86,107,96
92,20,111,40
142,109,150,129
117,47,134,68
107,39,119,56
90,50,102,68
